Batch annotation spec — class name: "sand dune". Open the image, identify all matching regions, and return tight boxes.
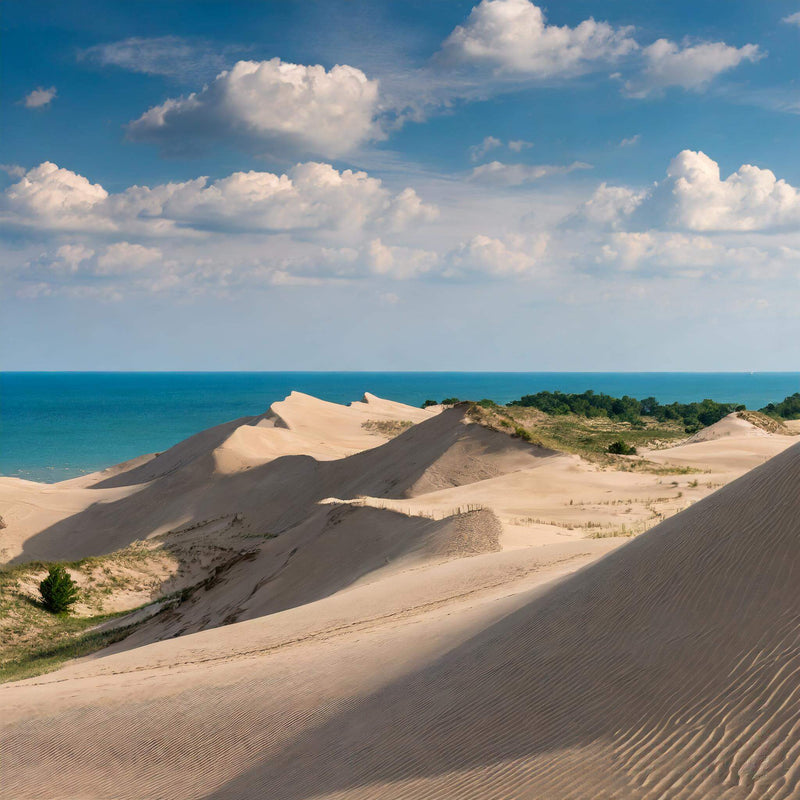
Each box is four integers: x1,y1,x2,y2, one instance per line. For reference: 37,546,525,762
2,395,800,799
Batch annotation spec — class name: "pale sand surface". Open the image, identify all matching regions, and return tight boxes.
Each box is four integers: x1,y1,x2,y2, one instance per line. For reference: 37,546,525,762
2,397,800,799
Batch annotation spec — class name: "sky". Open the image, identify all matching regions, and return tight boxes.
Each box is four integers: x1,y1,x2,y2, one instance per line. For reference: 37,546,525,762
2,0,799,371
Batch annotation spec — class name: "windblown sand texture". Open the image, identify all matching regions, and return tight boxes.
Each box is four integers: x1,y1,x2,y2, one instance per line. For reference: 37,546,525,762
2,393,799,799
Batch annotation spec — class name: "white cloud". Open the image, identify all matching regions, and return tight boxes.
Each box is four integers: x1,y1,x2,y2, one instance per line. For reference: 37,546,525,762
439,0,637,77
96,242,162,274
469,136,503,162
581,151,800,233
3,162,111,231
366,238,439,279
782,11,800,26
662,150,800,231
1,161,436,239
126,58,381,158
508,139,534,152
597,231,771,278
619,134,641,147
580,183,649,227
625,39,761,97
470,160,591,186
80,36,236,82
444,233,546,278
23,87,57,109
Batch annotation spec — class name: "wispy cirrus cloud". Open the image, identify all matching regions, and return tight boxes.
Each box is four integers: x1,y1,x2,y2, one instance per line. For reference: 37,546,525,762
470,160,591,186
79,36,245,82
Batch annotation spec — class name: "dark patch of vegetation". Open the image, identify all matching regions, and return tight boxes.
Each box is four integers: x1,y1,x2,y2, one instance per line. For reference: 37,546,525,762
441,397,460,406
607,439,637,455
761,393,800,420
39,566,79,614
421,399,438,408
509,390,743,433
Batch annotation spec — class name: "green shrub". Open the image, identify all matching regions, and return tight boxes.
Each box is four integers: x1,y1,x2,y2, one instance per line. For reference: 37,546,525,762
441,397,460,406
477,398,497,408
421,399,438,408
514,426,532,442
607,439,637,456
39,566,79,614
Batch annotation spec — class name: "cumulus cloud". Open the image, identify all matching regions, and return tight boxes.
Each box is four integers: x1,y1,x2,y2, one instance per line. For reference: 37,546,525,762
126,58,381,158
80,36,238,82
580,183,650,227
23,87,57,109
439,0,637,77
624,39,762,97
661,150,800,231
580,151,800,232
444,233,546,278
3,162,111,231
24,242,163,287
619,134,641,147
96,242,162,274
597,231,771,278
366,239,439,279
470,160,591,186
783,12,800,26
1,161,436,238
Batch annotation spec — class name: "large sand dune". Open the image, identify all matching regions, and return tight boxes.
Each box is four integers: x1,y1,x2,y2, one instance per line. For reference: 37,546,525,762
2,397,799,799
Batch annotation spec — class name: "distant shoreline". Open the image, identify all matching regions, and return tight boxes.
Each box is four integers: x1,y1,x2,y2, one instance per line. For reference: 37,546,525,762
2,372,798,483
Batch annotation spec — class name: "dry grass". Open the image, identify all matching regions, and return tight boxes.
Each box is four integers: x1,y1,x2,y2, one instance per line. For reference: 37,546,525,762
361,419,415,438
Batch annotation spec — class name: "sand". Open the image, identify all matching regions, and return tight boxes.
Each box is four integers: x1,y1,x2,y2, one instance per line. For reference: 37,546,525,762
2,398,799,799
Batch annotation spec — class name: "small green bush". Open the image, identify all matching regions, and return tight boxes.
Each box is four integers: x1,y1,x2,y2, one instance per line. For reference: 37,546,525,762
607,439,637,456
441,397,460,406
39,566,79,614
421,399,438,408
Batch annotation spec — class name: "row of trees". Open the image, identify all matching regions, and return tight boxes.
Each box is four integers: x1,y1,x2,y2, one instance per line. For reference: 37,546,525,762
421,390,800,432
761,393,800,420
508,390,743,433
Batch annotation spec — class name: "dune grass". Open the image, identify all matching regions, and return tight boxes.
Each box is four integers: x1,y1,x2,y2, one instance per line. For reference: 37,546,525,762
468,403,690,469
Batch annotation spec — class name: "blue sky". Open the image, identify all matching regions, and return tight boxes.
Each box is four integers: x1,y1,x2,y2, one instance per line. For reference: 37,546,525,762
2,0,799,370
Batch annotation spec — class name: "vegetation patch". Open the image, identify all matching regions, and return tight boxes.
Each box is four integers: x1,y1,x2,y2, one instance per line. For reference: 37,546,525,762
761,393,800,420
467,402,688,465
508,390,742,434
362,419,415,438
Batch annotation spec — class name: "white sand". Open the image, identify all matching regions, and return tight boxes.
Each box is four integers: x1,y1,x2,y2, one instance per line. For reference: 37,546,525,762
2,399,799,799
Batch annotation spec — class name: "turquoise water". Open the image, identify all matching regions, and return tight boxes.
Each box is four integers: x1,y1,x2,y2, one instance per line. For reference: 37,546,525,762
2,372,798,483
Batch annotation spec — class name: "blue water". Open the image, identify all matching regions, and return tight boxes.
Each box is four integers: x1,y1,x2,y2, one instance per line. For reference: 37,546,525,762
2,372,798,483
